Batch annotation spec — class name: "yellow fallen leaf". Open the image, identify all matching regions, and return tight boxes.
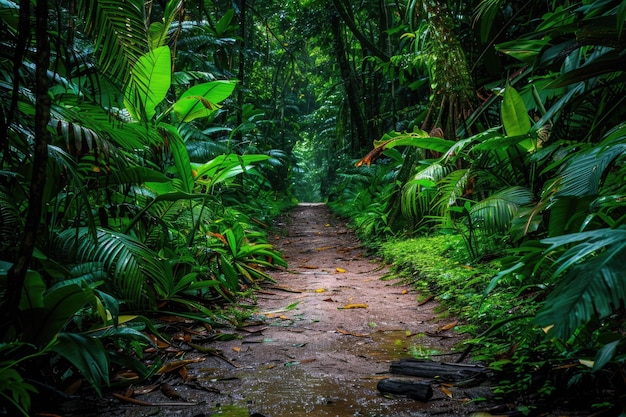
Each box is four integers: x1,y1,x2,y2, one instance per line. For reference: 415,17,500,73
401,289,408,294
232,347,241,353
279,315,290,320
335,267,346,273
438,320,458,332
325,223,330,227
340,303,369,309
314,288,326,293
441,385,453,398
579,359,594,368
156,357,206,375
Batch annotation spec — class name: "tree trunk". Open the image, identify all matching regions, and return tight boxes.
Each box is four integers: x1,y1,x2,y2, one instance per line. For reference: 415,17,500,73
1,0,51,336
329,7,368,156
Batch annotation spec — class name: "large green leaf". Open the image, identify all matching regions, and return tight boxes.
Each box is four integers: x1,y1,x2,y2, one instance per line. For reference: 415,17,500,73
124,46,172,121
192,154,270,190
173,80,237,122
159,123,195,193
501,85,531,138
52,333,109,396
21,284,93,346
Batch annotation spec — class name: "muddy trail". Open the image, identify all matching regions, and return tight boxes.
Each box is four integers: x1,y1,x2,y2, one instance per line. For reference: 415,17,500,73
63,203,487,417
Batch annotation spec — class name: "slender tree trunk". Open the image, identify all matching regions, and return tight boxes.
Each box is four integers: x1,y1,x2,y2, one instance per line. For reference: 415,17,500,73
329,7,368,156
1,0,50,335
235,0,247,144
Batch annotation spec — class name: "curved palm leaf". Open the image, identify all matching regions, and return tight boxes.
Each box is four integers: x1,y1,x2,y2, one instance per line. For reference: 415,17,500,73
470,186,534,233
401,161,448,221
77,0,148,81
535,227,626,340
51,227,169,309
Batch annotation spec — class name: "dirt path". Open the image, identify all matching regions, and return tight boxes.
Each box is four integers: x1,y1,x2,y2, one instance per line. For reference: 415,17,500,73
72,203,473,416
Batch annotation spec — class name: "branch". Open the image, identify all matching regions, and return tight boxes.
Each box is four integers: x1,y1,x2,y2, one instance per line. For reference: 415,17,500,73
331,0,389,62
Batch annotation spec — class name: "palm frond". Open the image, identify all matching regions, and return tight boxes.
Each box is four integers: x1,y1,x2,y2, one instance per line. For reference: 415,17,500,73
77,0,148,81
432,168,470,223
51,227,170,309
535,227,626,339
401,161,449,221
555,135,626,198
470,186,534,233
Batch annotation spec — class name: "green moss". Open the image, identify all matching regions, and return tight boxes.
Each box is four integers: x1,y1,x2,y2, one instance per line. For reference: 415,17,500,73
378,234,503,326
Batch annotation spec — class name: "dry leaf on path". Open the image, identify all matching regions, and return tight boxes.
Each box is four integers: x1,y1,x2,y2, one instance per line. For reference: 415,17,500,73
335,267,346,273
156,357,206,375
339,303,369,309
437,320,458,332
336,328,369,337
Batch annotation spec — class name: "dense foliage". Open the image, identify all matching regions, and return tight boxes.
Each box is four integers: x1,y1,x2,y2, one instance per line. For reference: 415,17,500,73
1,0,625,415
328,0,626,414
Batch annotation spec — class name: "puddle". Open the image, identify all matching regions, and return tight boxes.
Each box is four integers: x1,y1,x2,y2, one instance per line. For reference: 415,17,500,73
202,366,433,417
338,330,444,362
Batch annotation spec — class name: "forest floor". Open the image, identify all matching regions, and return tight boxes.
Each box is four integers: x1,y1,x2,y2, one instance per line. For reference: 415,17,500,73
60,203,498,417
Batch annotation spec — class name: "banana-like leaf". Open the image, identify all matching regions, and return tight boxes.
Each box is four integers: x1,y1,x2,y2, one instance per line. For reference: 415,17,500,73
159,123,194,194
173,80,237,122
124,46,171,121
193,154,270,190
52,332,109,396
501,85,531,139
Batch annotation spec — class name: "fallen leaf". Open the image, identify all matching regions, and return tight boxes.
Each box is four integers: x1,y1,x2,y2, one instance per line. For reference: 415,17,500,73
437,320,458,332
314,288,326,293
336,328,369,337
156,357,206,375
161,383,182,400
129,384,160,395
335,267,346,273
316,246,336,251
401,289,408,294
441,385,453,398
322,298,335,302
339,303,369,309
232,346,241,353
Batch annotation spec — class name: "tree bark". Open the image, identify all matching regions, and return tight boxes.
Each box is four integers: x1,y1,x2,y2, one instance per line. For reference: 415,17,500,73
1,0,50,336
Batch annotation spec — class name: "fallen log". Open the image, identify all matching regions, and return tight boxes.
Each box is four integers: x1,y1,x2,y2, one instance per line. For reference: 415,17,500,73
389,359,485,382
376,378,433,401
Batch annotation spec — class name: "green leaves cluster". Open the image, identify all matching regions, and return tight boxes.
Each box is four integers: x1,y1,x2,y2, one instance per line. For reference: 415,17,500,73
331,0,626,410
0,1,291,414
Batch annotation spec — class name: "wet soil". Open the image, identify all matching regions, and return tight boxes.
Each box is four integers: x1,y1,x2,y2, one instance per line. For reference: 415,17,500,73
62,203,487,417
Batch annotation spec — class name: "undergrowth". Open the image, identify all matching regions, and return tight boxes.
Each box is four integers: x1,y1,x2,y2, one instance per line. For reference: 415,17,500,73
376,233,623,415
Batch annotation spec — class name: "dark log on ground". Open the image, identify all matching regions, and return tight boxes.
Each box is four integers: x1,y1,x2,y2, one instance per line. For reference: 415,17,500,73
377,378,433,401
389,359,485,382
